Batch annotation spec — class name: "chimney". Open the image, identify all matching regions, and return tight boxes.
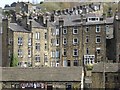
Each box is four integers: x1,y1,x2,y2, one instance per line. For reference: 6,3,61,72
38,15,44,25
59,18,64,27
44,19,48,27
21,15,27,29
11,13,16,23
29,20,32,31
51,14,54,22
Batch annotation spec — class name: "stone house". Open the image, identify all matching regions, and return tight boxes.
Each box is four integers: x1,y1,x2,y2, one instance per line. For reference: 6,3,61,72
0,67,84,90
92,63,120,89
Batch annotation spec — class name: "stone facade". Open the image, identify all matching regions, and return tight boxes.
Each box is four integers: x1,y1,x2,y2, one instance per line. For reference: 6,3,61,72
92,63,120,89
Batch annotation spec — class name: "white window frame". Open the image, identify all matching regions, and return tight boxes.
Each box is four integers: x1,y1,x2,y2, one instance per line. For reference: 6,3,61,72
96,35,101,43
63,27,67,34
73,49,78,56
18,37,23,45
56,28,59,35
63,49,67,56
56,38,59,46
73,26,78,34
35,32,40,40
84,55,95,65
18,49,23,57
73,38,78,44
63,38,67,45
96,25,100,32
35,55,40,62
35,43,40,51
28,38,31,46
96,48,101,54
28,49,31,57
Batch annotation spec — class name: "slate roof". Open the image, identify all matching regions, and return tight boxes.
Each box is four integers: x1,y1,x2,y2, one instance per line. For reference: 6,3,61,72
105,17,114,24
9,23,30,32
92,63,120,73
28,19,46,29
0,67,83,82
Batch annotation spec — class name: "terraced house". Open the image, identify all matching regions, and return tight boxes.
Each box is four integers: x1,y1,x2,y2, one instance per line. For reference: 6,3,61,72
50,12,113,67
2,13,49,67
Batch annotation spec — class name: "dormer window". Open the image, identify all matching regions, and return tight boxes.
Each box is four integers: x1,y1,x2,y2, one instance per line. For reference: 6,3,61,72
88,17,99,22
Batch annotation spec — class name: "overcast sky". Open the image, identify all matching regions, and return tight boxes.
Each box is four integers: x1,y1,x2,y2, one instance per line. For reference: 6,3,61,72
0,0,43,8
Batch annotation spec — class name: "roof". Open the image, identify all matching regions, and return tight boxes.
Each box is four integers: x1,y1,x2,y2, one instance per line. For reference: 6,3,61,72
28,19,46,29
92,63,120,73
54,15,82,26
105,17,114,24
0,67,83,82
9,23,30,32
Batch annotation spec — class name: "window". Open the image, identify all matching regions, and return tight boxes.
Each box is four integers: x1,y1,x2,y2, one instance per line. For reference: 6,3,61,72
96,25,100,32
73,49,78,56
45,33,47,39
56,27,59,35
18,37,23,45
44,55,48,62
45,43,47,50
63,60,67,67
18,49,22,57
8,38,12,45
35,32,40,40
56,50,59,58
86,48,89,54
63,38,67,45
96,48,101,54
74,60,79,66
35,55,40,62
35,43,40,51
51,51,55,58
86,36,89,43
67,60,71,66
63,27,67,34
63,49,67,56
84,55,95,65
73,38,78,44
56,38,59,46
28,38,31,46
86,26,89,32
73,26,78,34
96,36,101,43
28,49,31,57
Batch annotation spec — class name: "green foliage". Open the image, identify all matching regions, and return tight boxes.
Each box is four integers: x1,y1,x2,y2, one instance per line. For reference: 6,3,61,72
86,64,93,71
10,54,18,67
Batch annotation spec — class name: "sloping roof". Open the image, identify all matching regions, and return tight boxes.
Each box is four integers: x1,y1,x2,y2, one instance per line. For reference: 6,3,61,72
28,19,46,29
105,17,114,24
92,63,120,73
9,23,30,32
0,67,83,82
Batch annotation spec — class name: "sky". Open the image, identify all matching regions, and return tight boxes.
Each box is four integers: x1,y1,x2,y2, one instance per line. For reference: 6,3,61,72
0,0,43,8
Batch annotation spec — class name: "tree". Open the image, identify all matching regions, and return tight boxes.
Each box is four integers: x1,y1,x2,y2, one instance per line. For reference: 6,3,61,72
10,54,18,67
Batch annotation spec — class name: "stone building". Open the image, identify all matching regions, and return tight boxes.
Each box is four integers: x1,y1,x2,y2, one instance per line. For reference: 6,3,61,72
92,63,120,89
0,67,84,90
2,14,48,67
51,12,112,67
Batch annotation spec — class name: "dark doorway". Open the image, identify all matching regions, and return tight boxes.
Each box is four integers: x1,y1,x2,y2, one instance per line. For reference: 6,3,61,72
47,85,53,90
